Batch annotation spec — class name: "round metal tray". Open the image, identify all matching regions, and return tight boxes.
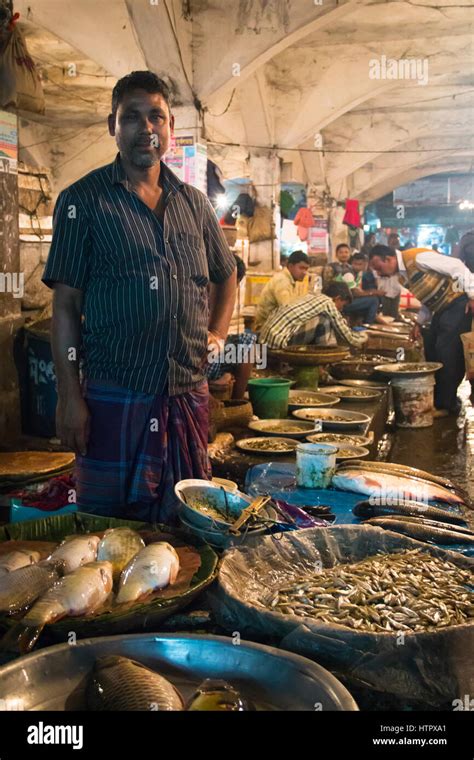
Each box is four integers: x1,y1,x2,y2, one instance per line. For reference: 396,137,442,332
0,633,358,711
292,408,371,429
374,362,443,378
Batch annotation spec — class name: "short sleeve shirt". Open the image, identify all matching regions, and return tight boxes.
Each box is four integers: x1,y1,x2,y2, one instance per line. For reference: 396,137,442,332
42,154,236,396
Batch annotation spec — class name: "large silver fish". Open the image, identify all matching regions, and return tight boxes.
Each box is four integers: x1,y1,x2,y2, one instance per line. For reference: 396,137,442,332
87,655,184,711
332,468,465,505
363,514,474,536
48,535,100,574
337,460,469,502
367,518,474,545
97,528,145,582
353,499,467,526
116,543,180,604
0,549,41,575
1,561,113,654
0,562,61,615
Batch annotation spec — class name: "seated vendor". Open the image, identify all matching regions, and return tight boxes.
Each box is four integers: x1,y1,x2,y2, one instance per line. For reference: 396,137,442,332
254,250,309,331
208,256,257,399
340,253,383,325
259,282,368,350
322,243,353,287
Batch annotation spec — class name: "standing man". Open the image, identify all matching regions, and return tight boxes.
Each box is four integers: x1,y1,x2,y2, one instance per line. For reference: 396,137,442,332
369,245,474,417
42,71,237,524
254,250,309,331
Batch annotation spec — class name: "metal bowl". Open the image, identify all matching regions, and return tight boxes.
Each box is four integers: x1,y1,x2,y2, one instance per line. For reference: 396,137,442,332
174,481,252,531
321,385,382,403
248,419,317,438
288,390,340,410
292,408,371,429
374,362,443,378
0,633,358,711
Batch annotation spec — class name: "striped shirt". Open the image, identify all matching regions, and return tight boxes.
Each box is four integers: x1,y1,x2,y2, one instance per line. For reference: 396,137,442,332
42,153,236,396
259,294,368,349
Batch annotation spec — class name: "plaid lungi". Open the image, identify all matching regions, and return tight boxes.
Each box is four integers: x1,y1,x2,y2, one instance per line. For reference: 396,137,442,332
75,380,210,525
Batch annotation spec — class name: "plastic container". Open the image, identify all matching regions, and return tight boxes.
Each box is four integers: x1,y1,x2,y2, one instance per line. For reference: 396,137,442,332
247,377,292,419
9,498,77,523
391,374,435,428
295,443,337,488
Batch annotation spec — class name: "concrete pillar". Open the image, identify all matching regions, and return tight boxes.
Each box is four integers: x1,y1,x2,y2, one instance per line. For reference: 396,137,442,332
247,150,280,271
0,111,23,444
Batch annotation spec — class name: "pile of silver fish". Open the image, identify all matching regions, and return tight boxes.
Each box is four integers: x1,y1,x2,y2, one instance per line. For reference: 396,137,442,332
266,549,473,633
0,528,181,654
87,655,251,711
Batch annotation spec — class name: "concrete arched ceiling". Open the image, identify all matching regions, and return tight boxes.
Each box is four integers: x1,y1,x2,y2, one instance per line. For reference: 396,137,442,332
14,0,474,200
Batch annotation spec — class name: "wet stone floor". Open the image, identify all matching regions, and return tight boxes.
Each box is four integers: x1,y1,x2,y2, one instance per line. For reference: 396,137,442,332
388,380,474,529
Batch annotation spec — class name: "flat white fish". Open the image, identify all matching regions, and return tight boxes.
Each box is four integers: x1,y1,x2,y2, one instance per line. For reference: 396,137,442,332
0,562,61,615
2,561,113,654
0,549,41,575
49,535,100,574
116,542,180,604
97,528,145,582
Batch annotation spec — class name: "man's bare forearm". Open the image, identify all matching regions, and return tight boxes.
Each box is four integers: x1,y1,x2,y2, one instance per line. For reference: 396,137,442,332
51,284,83,400
209,270,237,339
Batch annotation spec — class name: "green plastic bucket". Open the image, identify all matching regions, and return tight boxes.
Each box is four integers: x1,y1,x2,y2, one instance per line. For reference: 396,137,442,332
247,377,292,419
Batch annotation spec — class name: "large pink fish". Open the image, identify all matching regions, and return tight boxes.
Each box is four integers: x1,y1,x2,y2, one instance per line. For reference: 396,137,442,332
332,468,465,505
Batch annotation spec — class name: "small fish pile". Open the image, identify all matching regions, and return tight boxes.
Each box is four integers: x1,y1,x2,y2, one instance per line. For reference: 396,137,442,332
266,549,473,633
87,656,251,711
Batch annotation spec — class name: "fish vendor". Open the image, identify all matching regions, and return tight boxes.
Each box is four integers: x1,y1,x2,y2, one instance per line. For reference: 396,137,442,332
259,282,368,350
254,250,310,332
369,244,474,416
42,71,237,524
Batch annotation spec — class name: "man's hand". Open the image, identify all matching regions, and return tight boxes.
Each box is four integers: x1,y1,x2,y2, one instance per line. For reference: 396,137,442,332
56,394,90,456
208,329,225,354
465,298,474,316
411,323,422,341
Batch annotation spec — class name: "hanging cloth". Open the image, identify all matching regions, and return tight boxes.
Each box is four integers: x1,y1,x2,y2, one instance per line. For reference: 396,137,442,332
342,199,362,228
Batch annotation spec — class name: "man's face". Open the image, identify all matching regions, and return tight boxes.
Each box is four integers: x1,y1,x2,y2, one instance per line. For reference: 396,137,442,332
352,258,367,274
288,262,310,281
389,235,400,249
370,255,398,276
108,89,174,168
332,296,348,312
336,246,351,263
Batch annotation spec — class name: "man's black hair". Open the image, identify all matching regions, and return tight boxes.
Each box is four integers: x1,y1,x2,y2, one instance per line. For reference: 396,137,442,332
234,255,246,283
323,281,353,303
335,242,351,253
369,244,397,260
287,250,310,266
111,71,171,117
350,252,367,263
